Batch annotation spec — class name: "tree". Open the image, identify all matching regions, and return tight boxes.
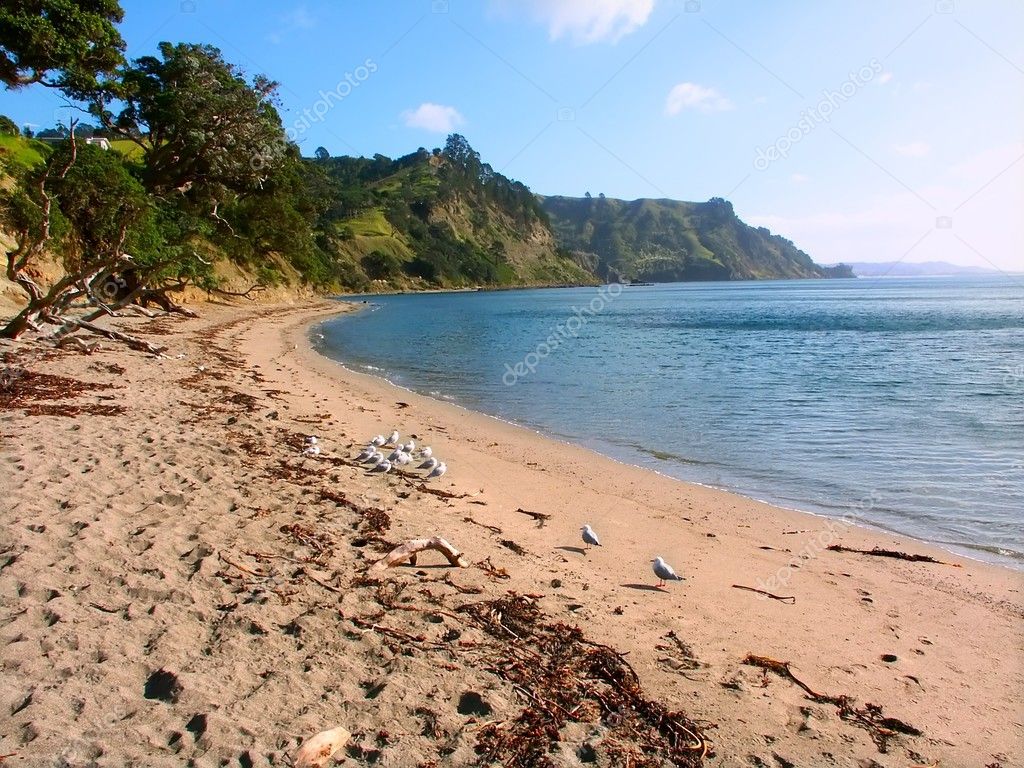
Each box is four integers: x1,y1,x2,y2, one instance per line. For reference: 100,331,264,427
92,43,287,208
314,146,330,160
0,0,125,96
0,114,17,135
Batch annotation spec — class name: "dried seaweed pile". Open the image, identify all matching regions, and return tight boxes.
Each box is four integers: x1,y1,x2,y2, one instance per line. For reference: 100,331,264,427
459,593,709,767
743,654,921,753
0,366,123,417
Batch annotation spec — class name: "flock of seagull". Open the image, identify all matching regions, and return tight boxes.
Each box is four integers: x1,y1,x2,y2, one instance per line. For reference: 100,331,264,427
303,429,447,480
580,524,685,588
303,432,681,588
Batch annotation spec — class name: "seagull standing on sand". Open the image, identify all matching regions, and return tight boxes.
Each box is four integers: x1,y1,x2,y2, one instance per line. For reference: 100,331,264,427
371,459,392,474
371,434,386,447
418,457,438,471
651,557,684,588
303,444,321,457
306,435,318,446
395,452,413,466
363,451,384,466
580,525,601,550
355,446,374,461
418,446,432,459
385,430,400,446
424,462,447,480
387,447,405,462
402,440,415,453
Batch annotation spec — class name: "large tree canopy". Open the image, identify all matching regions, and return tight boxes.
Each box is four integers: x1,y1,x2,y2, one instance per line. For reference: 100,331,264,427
0,0,125,95
93,42,287,204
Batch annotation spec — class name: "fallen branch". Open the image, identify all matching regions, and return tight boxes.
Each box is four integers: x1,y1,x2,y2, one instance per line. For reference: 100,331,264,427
826,544,959,566
368,537,469,573
515,507,551,527
731,584,796,604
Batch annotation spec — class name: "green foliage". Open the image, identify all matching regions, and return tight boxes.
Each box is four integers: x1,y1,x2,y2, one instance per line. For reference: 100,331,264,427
94,42,286,204
0,0,125,96
0,114,18,135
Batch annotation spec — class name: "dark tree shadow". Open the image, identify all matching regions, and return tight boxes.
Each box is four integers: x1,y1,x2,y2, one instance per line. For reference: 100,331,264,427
620,583,664,592
556,546,587,555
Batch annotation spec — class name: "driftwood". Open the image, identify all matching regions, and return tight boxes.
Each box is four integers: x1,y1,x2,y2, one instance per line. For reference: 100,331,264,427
368,537,469,572
515,507,551,527
731,584,796,604
294,726,351,768
826,544,959,566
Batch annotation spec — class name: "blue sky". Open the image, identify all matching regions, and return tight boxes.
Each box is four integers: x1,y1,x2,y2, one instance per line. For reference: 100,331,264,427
2,0,1022,270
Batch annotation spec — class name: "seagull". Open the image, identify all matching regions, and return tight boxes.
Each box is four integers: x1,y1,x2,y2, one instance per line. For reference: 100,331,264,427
418,457,438,471
418,446,432,459
651,556,684,588
580,525,601,550
370,459,392,474
424,462,447,480
363,451,384,466
385,430,400,446
355,446,374,461
303,444,321,457
305,435,318,446
395,452,413,466
370,434,386,447
402,440,415,453
387,448,405,462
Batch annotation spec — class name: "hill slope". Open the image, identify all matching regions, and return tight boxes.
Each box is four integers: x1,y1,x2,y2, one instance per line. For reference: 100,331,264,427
541,195,852,282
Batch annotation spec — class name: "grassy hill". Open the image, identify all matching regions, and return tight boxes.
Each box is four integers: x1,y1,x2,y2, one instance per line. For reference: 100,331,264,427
541,195,852,282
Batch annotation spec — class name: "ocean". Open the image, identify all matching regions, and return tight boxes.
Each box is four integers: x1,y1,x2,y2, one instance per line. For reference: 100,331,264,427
314,276,1024,567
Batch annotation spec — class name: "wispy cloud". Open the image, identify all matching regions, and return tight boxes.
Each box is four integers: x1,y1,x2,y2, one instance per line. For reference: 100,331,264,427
791,173,810,183
664,82,733,115
878,71,894,84
402,102,465,133
494,0,655,45
267,5,316,44
894,141,931,157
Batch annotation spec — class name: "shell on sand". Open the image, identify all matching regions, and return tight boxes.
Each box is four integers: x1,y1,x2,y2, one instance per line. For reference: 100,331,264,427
294,726,351,768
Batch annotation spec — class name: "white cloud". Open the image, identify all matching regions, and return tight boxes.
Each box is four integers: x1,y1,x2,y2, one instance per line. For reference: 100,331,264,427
401,103,465,133
790,173,810,183
284,7,315,29
893,141,931,157
495,0,655,44
878,71,894,84
664,82,733,115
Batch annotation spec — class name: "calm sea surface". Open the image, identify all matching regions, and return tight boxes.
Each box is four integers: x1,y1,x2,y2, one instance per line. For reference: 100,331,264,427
315,276,1024,567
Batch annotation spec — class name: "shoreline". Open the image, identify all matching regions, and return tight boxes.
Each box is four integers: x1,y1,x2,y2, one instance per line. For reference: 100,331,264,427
309,302,1024,573
2,300,1021,766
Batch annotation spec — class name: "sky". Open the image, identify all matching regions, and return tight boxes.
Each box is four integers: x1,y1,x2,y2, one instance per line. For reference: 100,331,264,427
1,0,1022,271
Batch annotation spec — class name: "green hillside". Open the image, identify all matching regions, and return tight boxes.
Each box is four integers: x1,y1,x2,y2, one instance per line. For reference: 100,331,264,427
541,195,853,282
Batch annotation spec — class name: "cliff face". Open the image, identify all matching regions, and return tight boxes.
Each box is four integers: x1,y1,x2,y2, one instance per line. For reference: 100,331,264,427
541,195,852,282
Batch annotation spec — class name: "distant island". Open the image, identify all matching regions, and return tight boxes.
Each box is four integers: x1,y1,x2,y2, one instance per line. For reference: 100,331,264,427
830,261,1001,278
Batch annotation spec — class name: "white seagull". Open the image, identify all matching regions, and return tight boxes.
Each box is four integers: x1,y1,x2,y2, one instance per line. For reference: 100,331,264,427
387,448,405,462
355,445,375,461
418,457,438,471
363,451,384,466
424,462,447,480
370,434,386,447
385,430,400,446
651,556,684,588
402,440,415,453
580,525,601,550
418,446,432,459
395,452,413,466
303,444,321,457
370,459,392,474
305,435,318,446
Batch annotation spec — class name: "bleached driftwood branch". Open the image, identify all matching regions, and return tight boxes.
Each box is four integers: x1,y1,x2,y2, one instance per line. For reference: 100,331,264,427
368,537,469,573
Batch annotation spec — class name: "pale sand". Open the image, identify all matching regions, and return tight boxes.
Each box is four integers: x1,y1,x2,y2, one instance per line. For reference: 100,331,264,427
1,301,1021,767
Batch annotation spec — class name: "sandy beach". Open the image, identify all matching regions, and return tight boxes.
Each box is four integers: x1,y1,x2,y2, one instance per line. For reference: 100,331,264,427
1,300,1021,767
